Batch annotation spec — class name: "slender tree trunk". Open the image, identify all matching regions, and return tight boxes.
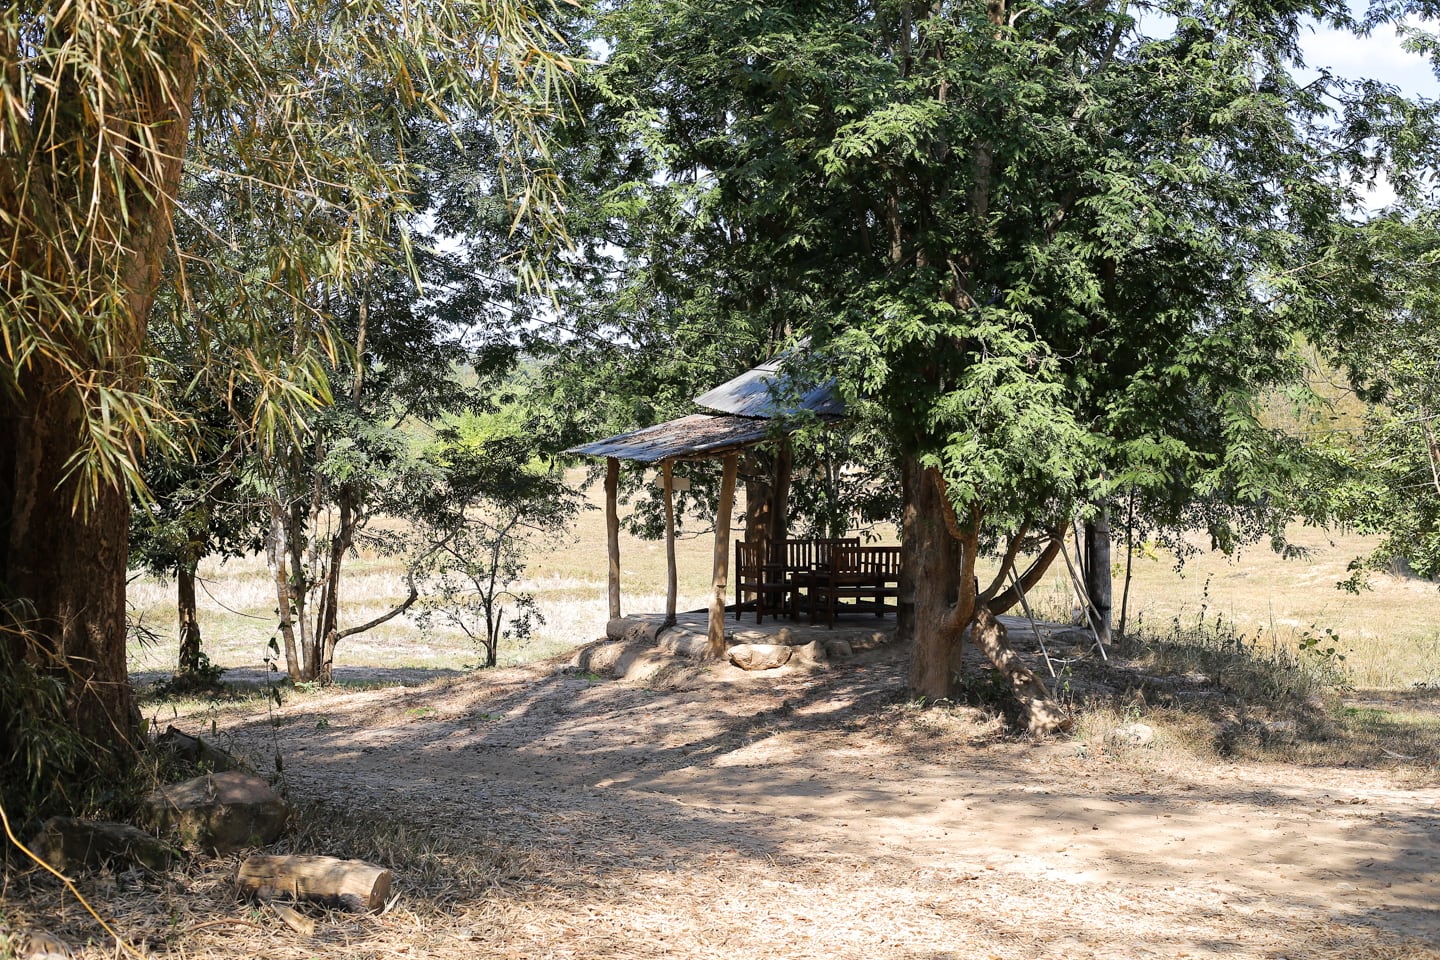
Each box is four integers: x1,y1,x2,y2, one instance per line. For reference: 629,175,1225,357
1118,488,1137,639
175,562,203,677
970,606,1071,735
707,454,739,658
767,439,793,548
316,488,357,685
741,450,772,546
662,459,678,627
1084,508,1112,645
266,503,301,680
604,457,621,619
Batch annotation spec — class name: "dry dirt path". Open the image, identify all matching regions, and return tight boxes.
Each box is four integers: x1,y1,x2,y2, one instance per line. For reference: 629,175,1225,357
200,637,1440,960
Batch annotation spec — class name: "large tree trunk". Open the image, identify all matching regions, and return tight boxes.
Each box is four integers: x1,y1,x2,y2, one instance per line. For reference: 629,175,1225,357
906,460,971,699
2,378,137,749
0,13,197,756
901,460,1069,733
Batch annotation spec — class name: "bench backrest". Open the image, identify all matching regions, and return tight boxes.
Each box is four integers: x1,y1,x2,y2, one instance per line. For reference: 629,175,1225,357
812,538,861,568
834,545,901,576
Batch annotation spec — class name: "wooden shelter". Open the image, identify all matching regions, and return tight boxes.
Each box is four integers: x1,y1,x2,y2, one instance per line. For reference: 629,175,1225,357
566,354,841,656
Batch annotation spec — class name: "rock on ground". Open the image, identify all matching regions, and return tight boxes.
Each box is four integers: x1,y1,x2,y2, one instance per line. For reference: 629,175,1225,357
145,771,288,854
28,817,176,872
727,643,793,671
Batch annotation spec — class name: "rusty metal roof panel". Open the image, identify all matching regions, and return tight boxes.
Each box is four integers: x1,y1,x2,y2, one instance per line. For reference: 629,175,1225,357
565,413,778,463
693,355,844,419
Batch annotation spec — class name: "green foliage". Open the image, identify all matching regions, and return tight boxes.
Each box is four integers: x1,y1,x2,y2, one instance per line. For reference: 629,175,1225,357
583,0,1440,560
1313,209,1440,586
413,424,579,669
1,0,577,507
0,627,107,823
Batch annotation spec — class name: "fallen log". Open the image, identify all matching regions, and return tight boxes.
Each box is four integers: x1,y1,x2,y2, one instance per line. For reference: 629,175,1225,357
235,855,392,913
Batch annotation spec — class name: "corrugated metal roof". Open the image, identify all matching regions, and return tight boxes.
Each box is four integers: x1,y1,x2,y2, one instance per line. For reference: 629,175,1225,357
693,354,844,419
566,413,779,463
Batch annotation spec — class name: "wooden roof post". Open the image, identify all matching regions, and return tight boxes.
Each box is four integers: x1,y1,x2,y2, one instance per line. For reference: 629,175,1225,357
707,453,739,658
662,459,677,627
605,457,621,619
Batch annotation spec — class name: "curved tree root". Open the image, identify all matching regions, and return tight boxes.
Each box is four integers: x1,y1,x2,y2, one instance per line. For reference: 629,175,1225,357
971,606,1072,736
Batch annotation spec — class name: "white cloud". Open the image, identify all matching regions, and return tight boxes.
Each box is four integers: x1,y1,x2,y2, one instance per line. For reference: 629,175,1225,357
1300,15,1440,99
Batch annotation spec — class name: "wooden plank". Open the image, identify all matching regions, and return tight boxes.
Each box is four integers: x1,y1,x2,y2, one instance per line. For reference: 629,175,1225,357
605,457,621,619
662,459,677,626
707,453,738,658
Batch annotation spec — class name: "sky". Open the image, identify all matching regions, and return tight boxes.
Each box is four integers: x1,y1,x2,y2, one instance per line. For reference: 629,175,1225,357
1301,14,1439,208
1303,15,1440,97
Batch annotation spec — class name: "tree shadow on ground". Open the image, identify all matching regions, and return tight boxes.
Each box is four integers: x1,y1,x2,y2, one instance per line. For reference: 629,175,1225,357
157,629,1440,956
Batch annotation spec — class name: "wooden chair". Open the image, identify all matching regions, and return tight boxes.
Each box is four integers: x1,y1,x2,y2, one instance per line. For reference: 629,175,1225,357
810,545,901,627
735,540,787,623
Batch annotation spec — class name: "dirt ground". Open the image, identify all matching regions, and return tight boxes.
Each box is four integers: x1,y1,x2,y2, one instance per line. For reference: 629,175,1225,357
8,617,1440,960
122,615,1434,960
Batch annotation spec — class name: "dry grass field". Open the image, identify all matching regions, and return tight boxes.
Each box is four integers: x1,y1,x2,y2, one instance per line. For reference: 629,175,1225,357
126,470,1440,692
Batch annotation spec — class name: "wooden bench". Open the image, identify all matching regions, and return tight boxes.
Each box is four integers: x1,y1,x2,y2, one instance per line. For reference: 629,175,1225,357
809,545,901,627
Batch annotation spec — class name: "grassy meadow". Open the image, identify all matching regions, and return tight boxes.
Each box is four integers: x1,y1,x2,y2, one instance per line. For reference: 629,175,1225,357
126,470,1440,693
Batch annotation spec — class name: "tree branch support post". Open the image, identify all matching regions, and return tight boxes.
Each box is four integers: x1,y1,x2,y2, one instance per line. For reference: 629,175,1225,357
605,457,621,620
707,453,739,658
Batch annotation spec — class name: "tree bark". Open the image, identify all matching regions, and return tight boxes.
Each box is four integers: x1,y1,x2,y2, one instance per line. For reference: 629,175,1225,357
265,504,301,680
1118,488,1137,639
315,485,359,685
767,439,793,549
985,527,1064,615
176,563,203,678
906,460,969,699
236,855,392,913
0,14,197,753
604,457,621,620
661,459,677,627
970,606,1071,735
741,450,772,546
1084,508,1113,645
2,380,137,748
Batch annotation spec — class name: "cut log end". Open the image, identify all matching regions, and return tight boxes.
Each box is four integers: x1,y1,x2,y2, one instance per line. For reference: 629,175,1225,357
236,855,392,913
